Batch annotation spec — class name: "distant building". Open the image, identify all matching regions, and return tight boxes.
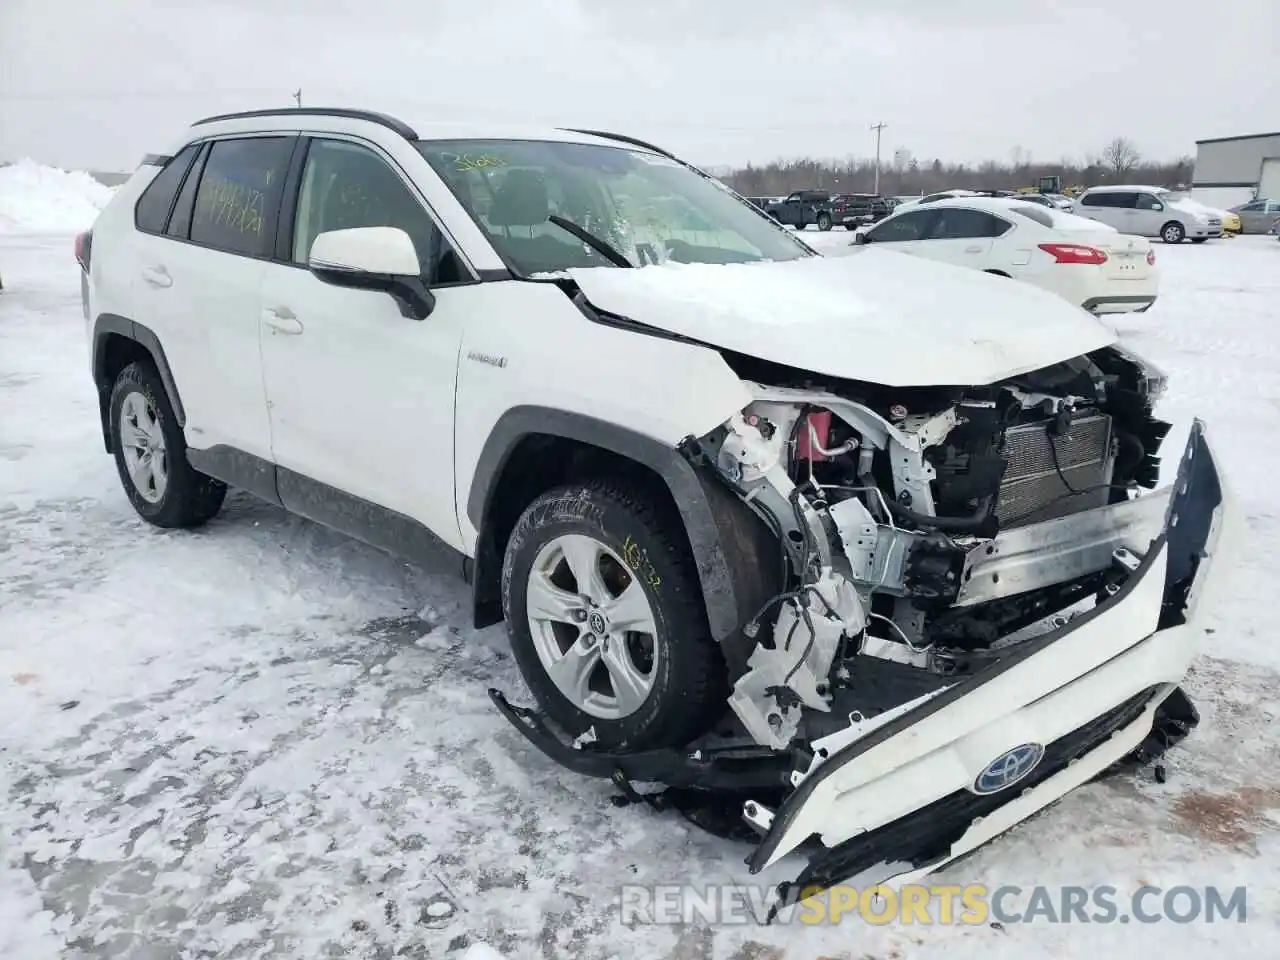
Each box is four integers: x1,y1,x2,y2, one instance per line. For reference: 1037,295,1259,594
892,148,912,169
1191,131,1280,208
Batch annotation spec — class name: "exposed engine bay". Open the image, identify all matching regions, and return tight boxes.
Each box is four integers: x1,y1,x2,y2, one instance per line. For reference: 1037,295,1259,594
489,336,1229,913
691,343,1173,749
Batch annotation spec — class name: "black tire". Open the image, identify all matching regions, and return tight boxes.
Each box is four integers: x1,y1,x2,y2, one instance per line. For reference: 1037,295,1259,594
500,480,724,751
1190,237,1208,244
817,212,832,231
1160,221,1185,244
109,360,226,528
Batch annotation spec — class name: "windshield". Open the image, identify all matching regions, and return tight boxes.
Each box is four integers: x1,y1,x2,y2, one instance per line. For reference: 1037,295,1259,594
416,139,812,275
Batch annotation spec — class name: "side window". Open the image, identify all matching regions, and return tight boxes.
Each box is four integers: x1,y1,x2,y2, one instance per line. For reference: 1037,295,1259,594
929,208,1008,239
190,137,293,258
1135,193,1161,210
785,192,802,202
868,210,934,242
134,144,200,234
166,143,209,240
292,139,466,285
1109,192,1138,209
1240,201,1265,212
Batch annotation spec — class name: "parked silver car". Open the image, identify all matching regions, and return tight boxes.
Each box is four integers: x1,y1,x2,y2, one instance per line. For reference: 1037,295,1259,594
1230,198,1280,234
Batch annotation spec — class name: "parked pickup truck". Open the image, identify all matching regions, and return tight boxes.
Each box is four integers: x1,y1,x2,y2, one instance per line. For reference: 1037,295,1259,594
834,194,892,228
765,190,842,230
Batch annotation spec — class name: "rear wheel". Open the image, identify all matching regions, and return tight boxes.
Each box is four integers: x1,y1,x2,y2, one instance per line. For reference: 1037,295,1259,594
109,361,226,528
1161,221,1185,244
500,480,724,751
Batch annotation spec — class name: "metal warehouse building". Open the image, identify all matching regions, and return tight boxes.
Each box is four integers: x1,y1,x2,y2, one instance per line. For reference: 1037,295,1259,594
1191,131,1280,209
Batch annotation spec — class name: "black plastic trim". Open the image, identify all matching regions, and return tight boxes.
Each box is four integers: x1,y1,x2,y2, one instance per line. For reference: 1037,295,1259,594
273,136,311,262
187,445,281,506
466,406,767,644
92,313,187,450
165,141,211,241
193,107,419,140
183,446,467,573
140,153,172,167
1082,294,1158,312
276,466,467,574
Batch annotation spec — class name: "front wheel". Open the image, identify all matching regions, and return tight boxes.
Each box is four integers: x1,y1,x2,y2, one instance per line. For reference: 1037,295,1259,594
817,212,832,231
500,480,724,751
1161,221,1186,244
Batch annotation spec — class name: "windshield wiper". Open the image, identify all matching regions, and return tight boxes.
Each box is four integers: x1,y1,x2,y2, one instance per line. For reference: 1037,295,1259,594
547,215,633,268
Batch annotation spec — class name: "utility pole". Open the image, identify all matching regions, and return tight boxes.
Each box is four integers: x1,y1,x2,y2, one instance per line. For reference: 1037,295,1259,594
292,89,302,108
870,121,888,194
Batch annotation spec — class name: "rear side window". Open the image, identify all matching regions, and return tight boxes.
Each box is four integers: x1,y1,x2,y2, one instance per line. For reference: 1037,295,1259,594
190,137,293,257
1011,205,1054,227
134,145,200,233
930,208,1011,239
867,209,935,242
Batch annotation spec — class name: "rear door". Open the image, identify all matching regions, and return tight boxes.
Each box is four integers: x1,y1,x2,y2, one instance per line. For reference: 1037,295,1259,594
1077,191,1120,229
133,134,296,460
915,206,1011,269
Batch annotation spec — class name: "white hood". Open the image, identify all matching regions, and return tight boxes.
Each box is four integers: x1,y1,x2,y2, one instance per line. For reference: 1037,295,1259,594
566,249,1117,387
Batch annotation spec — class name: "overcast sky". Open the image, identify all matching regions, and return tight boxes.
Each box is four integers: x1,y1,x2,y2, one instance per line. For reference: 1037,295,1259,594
2,0,1277,172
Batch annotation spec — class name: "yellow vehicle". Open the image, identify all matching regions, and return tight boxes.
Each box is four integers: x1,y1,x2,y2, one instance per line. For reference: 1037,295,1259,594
1222,210,1242,235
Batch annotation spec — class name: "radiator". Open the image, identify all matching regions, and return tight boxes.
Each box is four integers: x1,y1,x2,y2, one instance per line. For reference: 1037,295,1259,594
996,412,1115,528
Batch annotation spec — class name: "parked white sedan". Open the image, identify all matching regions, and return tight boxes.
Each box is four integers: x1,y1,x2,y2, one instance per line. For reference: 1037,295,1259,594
853,197,1158,315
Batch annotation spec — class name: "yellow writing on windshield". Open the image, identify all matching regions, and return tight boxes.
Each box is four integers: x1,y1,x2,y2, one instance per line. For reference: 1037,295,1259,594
453,154,506,172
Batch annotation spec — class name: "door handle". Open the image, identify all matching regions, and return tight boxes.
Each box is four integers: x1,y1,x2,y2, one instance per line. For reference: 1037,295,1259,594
263,307,303,335
965,245,983,253
141,265,171,288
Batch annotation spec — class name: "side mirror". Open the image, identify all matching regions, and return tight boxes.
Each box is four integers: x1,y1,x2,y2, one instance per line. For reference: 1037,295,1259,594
308,227,435,320
1151,201,1164,212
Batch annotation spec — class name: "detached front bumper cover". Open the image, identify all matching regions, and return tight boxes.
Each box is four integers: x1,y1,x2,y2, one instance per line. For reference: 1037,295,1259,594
753,419,1236,912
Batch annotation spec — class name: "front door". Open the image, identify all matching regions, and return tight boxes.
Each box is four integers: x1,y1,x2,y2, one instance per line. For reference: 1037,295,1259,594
258,136,474,549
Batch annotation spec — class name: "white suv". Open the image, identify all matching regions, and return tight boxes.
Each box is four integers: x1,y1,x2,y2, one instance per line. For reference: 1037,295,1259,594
78,108,1234,902
1075,184,1222,243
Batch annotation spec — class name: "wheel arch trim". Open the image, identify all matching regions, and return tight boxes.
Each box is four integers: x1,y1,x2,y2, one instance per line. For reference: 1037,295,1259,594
92,313,186,452
465,406,769,646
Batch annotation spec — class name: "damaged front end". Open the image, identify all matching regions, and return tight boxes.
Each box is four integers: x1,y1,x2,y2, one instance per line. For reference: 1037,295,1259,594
491,344,1238,916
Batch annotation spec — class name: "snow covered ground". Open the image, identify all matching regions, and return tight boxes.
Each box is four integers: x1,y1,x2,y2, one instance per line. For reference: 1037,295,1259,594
2,194,1278,957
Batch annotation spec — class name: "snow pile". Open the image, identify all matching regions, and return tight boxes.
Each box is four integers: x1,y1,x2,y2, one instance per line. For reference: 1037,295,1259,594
0,159,116,233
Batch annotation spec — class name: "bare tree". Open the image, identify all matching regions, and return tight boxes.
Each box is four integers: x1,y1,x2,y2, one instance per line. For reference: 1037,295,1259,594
1101,137,1141,181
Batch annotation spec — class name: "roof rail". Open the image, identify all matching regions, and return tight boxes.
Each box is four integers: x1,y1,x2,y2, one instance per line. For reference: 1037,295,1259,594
192,107,418,140
560,128,678,161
